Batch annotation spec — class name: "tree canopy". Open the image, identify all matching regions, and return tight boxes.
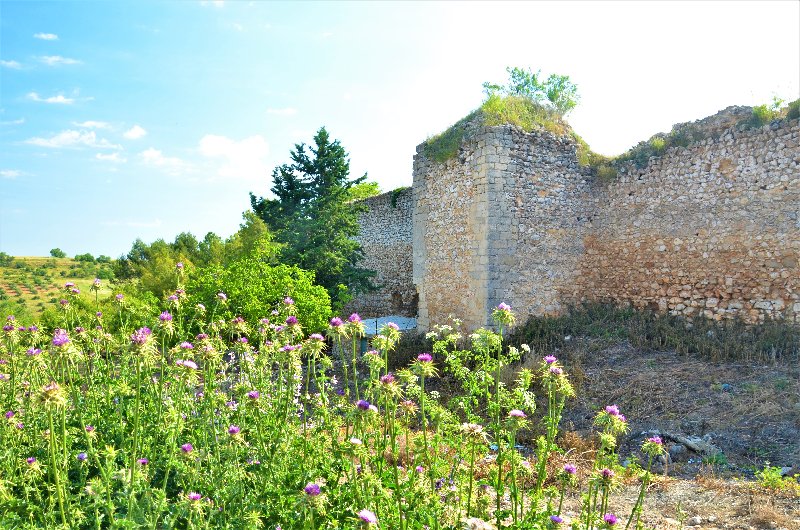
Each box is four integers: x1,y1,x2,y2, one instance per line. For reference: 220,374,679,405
250,127,377,311
483,67,580,116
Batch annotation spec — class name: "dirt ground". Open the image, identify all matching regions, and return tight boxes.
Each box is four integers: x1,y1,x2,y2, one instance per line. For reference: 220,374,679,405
551,341,800,529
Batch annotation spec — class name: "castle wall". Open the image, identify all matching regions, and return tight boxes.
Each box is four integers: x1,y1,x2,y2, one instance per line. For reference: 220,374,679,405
344,188,416,318
353,112,800,330
575,119,800,323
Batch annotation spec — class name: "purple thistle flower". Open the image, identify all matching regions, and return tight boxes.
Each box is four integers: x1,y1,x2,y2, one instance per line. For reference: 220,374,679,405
180,443,193,453
5,410,14,419
130,327,152,345
196,333,209,340
75,326,86,334
85,425,95,433
71,288,80,294
228,425,240,435
329,317,343,327
380,373,395,384
563,463,577,475
284,297,294,305
167,295,178,302
647,436,663,445
2,324,14,332
417,353,432,363
508,409,526,418
544,355,557,364
549,366,563,376
604,405,620,417
5,315,13,321
309,333,325,341
93,278,101,287
59,299,69,306
600,468,614,480
550,515,564,524
28,325,39,332
415,465,424,473
180,342,194,349
16,422,24,429
115,293,124,301
176,359,198,370
497,302,511,311
26,457,36,465
216,292,227,301
386,322,399,330
64,282,75,289
238,337,248,344
357,509,377,524
77,452,87,462
52,328,70,347
304,483,321,496
188,492,202,502
137,458,149,465
603,513,618,526
176,262,184,269
348,313,361,323
356,399,370,411
286,315,298,325
159,311,173,322
247,390,260,400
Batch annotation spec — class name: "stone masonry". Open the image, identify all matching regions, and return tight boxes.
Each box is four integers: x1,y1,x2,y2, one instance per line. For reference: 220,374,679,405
353,109,800,331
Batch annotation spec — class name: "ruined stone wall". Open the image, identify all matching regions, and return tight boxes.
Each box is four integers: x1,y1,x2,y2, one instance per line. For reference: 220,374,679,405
574,118,800,323
344,188,416,318
353,110,799,330
412,132,491,330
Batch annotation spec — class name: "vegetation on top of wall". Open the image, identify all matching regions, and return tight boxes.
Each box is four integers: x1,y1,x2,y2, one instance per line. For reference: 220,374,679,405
423,67,580,163
390,186,410,208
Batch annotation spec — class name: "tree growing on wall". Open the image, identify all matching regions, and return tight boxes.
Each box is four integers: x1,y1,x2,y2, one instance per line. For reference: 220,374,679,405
249,127,377,310
483,67,580,116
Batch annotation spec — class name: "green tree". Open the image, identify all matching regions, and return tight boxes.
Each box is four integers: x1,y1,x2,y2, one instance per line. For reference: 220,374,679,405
49,248,66,258
483,67,580,116
250,127,376,310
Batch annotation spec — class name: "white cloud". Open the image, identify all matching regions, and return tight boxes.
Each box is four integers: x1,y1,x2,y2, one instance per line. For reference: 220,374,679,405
96,152,127,163
123,125,147,139
25,130,122,149
34,33,58,40
27,92,75,104
231,22,244,32
0,169,22,179
320,31,333,38
74,120,111,129
0,60,22,69
39,55,81,66
266,107,297,116
200,0,225,6
1,118,25,126
198,134,269,181
140,148,190,175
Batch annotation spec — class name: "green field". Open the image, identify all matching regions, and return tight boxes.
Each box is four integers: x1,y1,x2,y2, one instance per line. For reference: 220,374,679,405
0,256,114,320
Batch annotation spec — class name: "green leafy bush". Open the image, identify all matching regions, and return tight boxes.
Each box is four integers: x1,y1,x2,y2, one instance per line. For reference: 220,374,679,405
188,255,331,333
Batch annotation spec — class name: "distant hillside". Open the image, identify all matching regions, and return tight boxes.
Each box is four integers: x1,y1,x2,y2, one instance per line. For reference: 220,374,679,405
0,256,114,321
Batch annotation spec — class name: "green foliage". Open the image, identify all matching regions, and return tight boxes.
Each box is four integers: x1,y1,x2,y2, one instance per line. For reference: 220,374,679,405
484,66,580,116
787,98,800,120
49,248,66,258
250,127,376,311
390,186,410,208
756,464,800,493
0,252,13,265
74,253,95,263
346,181,382,202
481,94,570,135
188,255,332,333
114,212,278,298
422,110,480,163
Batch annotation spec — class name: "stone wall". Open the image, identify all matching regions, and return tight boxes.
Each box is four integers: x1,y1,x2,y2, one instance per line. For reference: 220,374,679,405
344,188,417,318
353,109,800,330
574,118,800,323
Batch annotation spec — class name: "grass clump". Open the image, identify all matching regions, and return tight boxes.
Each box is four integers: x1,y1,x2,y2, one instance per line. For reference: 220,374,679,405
506,302,800,363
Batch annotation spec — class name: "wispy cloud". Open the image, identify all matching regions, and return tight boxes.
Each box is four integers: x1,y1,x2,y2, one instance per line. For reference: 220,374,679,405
198,134,269,181
1,118,25,126
320,31,334,38
200,0,225,7
140,148,191,175
27,92,75,104
266,107,297,116
96,152,127,163
74,120,111,129
34,32,59,40
0,60,22,69
123,125,147,139
39,55,82,66
0,169,23,179
25,130,122,150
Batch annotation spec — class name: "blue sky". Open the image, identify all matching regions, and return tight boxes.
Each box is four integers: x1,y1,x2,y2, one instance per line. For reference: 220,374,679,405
1,1,798,258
